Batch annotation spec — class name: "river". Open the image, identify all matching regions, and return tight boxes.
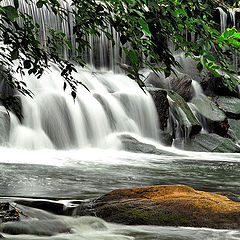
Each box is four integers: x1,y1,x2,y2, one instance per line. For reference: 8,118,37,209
1,145,240,239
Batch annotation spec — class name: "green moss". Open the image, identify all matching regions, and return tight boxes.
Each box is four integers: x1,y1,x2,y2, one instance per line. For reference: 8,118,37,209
122,208,190,226
97,205,190,226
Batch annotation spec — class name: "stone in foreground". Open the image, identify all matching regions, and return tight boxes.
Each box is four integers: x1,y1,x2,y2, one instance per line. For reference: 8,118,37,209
87,185,240,229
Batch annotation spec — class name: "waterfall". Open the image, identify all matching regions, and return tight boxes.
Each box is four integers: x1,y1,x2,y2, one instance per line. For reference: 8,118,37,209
7,65,160,150
218,7,228,33
0,0,161,150
2,0,125,71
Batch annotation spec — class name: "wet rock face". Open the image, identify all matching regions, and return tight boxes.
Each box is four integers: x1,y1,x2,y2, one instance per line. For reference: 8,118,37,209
90,185,240,229
169,73,192,102
0,107,10,145
148,88,169,130
146,71,193,102
167,90,202,138
174,133,240,153
0,220,71,236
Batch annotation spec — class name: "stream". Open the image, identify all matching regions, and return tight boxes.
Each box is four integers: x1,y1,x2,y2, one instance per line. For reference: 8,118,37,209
1,146,240,239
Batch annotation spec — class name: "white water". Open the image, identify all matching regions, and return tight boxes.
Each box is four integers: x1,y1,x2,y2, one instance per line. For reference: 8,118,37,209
8,65,159,149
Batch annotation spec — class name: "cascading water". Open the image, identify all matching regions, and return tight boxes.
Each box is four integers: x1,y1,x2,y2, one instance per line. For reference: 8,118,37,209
8,65,159,150
3,0,125,72
1,0,160,150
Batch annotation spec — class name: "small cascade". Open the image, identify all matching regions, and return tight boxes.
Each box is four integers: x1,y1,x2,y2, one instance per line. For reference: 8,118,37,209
2,0,125,71
8,65,160,150
189,80,210,132
191,80,204,97
217,7,239,70
218,7,228,33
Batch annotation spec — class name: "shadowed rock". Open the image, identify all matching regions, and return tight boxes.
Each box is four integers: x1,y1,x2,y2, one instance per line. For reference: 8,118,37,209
148,88,169,130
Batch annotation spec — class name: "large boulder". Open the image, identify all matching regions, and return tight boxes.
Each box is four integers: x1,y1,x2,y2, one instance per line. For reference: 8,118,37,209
85,185,240,229
146,71,193,101
119,134,175,155
174,133,240,153
191,95,228,136
169,72,192,102
214,96,240,119
147,88,169,130
228,119,240,142
201,73,239,98
167,91,201,138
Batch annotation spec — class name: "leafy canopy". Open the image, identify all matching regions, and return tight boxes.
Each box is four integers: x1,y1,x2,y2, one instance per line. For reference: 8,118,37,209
0,0,240,106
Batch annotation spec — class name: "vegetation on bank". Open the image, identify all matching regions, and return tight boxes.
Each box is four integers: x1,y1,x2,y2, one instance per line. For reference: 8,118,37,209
0,0,240,107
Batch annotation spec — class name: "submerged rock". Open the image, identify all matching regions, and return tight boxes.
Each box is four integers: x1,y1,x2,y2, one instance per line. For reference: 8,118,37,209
90,185,240,229
174,133,240,153
0,220,70,236
119,134,174,155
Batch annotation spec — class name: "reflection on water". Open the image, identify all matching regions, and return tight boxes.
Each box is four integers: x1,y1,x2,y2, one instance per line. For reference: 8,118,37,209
1,147,240,239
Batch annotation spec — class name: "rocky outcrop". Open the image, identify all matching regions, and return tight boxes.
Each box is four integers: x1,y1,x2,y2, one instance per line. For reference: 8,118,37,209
148,88,169,130
167,91,202,138
191,95,228,136
79,185,240,229
174,133,240,153
169,72,192,102
5,185,240,230
146,71,193,101
201,73,239,98
214,96,240,119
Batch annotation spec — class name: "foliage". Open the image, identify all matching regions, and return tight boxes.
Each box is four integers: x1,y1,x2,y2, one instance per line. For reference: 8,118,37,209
0,0,240,109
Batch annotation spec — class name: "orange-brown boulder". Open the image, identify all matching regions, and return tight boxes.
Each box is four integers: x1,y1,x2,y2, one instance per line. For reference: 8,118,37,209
90,185,240,229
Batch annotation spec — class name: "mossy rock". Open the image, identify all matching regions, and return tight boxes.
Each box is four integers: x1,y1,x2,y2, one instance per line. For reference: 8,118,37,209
191,95,226,122
91,185,240,229
167,90,201,136
174,133,240,153
214,96,240,119
228,119,240,142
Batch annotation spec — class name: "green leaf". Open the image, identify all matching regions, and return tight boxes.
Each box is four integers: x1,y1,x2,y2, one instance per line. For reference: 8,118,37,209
138,18,151,37
128,49,138,64
204,55,215,61
197,62,203,72
3,6,19,22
